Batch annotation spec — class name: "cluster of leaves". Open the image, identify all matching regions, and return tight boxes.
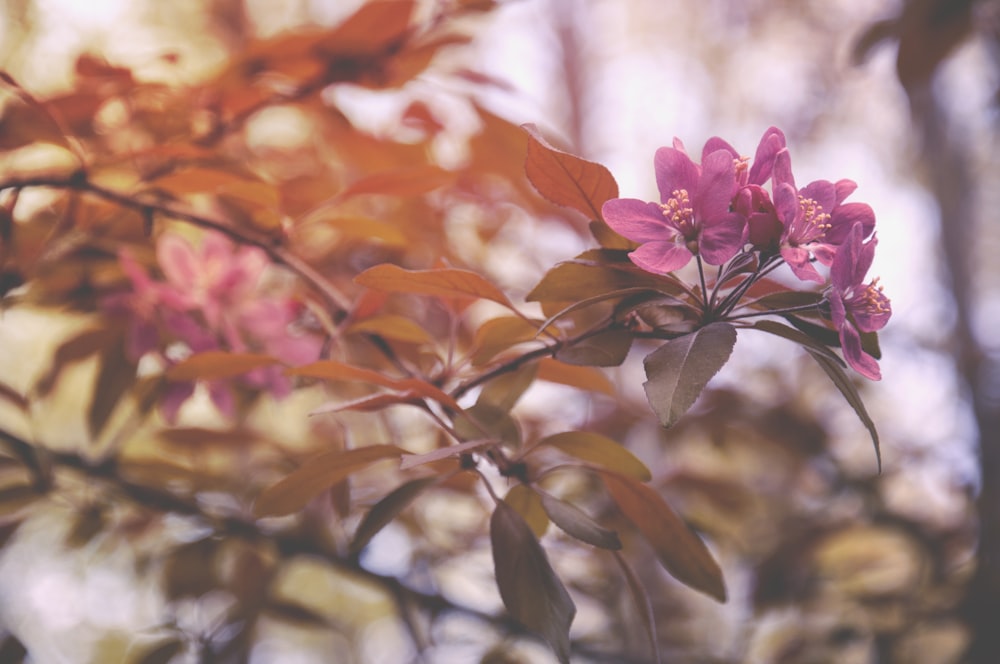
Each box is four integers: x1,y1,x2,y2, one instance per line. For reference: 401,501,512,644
0,1,892,662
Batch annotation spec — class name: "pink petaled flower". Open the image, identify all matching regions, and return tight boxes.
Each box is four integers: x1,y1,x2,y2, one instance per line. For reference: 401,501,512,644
601,141,745,274
157,232,269,329
705,127,787,250
827,223,891,380
105,230,321,423
702,126,786,188
773,150,876,283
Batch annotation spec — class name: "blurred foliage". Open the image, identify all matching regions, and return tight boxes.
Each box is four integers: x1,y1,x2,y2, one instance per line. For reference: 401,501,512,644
0,0,986,663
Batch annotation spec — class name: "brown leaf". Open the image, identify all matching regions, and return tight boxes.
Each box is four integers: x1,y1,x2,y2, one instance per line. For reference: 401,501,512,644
491,500,576,663
538,491,621,550
522,123,618,220
336,165,454,199
166,351,280,381
600,472,726,602
288,360,462,411
253,444,404,518
533,431,650,481
504,483,549,538
355,264,514,310
536,358,615,396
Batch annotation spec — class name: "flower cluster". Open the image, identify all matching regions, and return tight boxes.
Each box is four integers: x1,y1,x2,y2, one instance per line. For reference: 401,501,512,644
103,230,321,421
601,128,891,379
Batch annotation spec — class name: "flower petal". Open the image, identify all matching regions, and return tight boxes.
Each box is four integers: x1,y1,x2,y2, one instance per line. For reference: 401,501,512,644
695,149,738,219
747,127,786,185
629,241,693,274
699,213,746,265
781,246,824,282
653,147,699,203
602,198,677,243
839,322,881,380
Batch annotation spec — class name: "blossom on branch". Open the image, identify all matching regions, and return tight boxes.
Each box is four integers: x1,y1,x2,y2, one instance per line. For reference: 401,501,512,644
827,223,891,380
773,150,876,283
601,141,745,273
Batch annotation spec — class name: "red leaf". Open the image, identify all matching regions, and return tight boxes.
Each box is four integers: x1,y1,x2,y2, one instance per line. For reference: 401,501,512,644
522,123,618,220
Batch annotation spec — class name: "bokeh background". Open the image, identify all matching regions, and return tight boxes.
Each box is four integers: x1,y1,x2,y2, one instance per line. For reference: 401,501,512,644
0,0,997,662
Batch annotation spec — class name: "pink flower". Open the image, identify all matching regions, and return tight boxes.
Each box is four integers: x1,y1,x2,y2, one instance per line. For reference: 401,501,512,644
773,150,876,282
104,231,321,422
601,142,745,273
702,126,786,188
827,223,891,380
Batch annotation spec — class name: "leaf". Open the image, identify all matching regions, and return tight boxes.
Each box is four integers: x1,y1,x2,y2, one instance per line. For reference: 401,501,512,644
471,316,543,366
600,472,726,602
807,349,882,472
535,358,615,397
490,500,576,663
522,123,618,220
400,439,495,470
612,551,661,664
347,314,434,344
336,165,454,199
453,402,521,447
538,492,621,550
88,342,136,439
34,327,118,396
555,328,632,367
642,322,736,428
504,484,549,538
289,360,462,411
166,351,280,381
478,362,538,412
533,431,651,481
355,264,514,309
350,477,436,555
309,391,423,414
749,319,844,366
253,444,404,518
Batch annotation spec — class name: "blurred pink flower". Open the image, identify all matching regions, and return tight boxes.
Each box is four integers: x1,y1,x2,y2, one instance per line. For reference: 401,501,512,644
104,230,321,422
602,141,745,273
828,223,891,380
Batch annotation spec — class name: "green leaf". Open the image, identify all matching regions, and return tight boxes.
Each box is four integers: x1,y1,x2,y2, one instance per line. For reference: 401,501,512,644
601,472,726,602
538,491,621,550
555,328,633,367
490,500,576,663
642,322,736,428
533,431,651,481
806,349,882,472
350,477,436,555
522,123,618,220
253,444,404,517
